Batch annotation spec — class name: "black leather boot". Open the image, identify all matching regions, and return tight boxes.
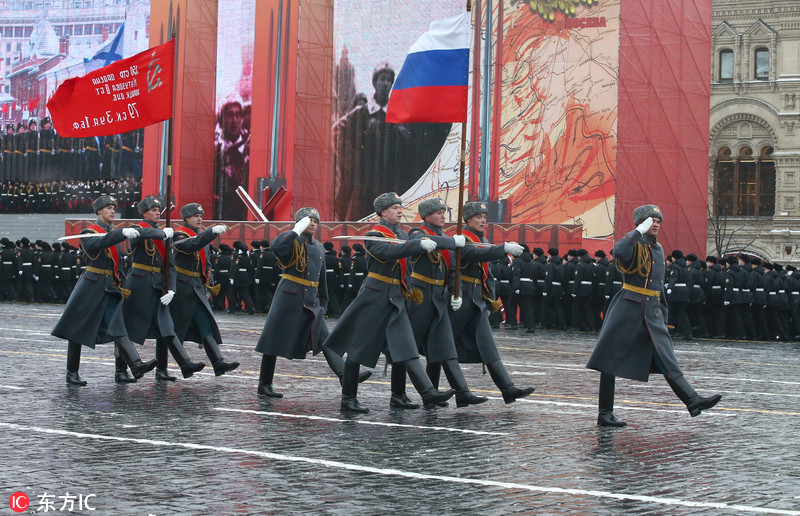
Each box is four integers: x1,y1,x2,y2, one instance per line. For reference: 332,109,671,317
114,352,136,383
389,363,419,409
405,358,454,409
425,362,449,407
167,338,205,378
116,336,157,379
202,336,240,376
323,346,372,384
486,360,535,403
667,375,722,417
155,339,177,382
66,341,87,386
257,354,283,398
597,373,626,427
442,359,488,408
340,360,368,413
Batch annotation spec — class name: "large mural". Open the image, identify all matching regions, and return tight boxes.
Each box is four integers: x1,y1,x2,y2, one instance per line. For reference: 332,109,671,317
329,0,619,235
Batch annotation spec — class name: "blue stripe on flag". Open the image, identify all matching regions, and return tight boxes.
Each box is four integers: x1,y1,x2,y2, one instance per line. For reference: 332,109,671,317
392,48,469,90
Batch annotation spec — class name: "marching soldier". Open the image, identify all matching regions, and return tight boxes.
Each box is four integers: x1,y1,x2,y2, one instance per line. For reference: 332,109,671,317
325,192,456,413
169,203,239,375
51,195,158,385
120,196,205,382
405,198,487,409
338,245,354,312
255,239,278,313
254,208,369,398
448,201,535,403
587,205,721,426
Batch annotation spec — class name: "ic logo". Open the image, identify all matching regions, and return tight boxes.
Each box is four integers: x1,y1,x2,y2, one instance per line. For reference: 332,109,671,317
9,492,29,513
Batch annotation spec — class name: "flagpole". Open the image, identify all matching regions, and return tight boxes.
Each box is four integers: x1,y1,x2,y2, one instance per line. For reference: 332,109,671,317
453,0,474,302
162,11,180,296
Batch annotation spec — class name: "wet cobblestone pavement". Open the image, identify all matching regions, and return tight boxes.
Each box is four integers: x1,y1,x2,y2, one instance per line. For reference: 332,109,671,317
1,302,799,515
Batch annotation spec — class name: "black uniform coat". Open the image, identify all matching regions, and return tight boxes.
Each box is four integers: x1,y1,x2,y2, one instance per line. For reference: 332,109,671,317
255,230,329,358
122,221,175,344
406,222,458,363
169,226,222,344
447,229,507,364
586,229,685,382
51,220,134,348
325,219,424,368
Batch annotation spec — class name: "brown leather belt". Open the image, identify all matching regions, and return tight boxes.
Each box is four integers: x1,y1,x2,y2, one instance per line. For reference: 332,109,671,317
622,283,661,298
410,272,445,286
85,266,113,276
131,262,161,273
282,274,319,288
368,272,401,285
175,266,202,278
460,274,482,285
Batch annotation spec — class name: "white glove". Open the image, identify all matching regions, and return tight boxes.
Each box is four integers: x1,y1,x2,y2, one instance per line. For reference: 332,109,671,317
515,289,520,295
33,275,39,281
162,227,174,239
666,288,672,295
723,301,730,306
636,217,654,235
229,278,234,285
605,295,610,299
122,227,140,239
542,292,547,297
571,293,576,298
212,224,227,235
452,234,466,248
255,278,260,284
504,242,524,257
160,290,175,305
420,239,437,253
18,270,22,276
450,295,462,311
293,216,311,236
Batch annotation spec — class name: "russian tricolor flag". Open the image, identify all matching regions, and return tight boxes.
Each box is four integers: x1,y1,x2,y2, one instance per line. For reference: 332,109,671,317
385,13,470,124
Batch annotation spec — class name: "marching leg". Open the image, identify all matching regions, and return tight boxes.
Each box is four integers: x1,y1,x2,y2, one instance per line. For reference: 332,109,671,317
115,336,157,379
404,358,455,409
597,373,626,427
389,362,419,409
340,359,369,413
666,375,722,417
485,360,535,404
442,359,488,408
257,354,282,398
66,341,87,386
154,338,177,382
167,337,205,378
202,336,240,376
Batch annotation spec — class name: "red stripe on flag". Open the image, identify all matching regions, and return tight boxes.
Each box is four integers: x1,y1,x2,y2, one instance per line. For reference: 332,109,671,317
385,85,468,124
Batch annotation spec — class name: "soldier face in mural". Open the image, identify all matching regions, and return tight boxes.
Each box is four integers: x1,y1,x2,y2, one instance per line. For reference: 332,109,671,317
373,70,394,107
221,102,243,142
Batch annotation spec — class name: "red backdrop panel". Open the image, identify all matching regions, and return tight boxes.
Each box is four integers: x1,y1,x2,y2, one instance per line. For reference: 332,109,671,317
616,0,712,252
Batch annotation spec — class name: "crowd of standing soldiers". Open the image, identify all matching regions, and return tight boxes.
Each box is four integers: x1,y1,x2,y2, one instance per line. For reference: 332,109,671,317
0,177,142,216
484,246,800,342
0,117,144,184
5,231,800,343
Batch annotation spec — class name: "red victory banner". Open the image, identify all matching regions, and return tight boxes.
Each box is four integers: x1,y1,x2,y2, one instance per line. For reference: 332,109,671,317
47,39,175,137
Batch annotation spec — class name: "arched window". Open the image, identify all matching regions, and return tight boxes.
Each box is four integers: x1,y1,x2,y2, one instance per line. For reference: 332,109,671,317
714,146,775,217
719,49,734,82
754,47,769,80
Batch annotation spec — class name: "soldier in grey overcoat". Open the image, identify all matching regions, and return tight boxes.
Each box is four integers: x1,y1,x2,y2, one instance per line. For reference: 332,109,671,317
448,201,535,404
121,196,205,383
586,205,722,427
169,203,239,376
254,207,370,398
400,198,488,409
51,195,157,385
325,192,455,413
